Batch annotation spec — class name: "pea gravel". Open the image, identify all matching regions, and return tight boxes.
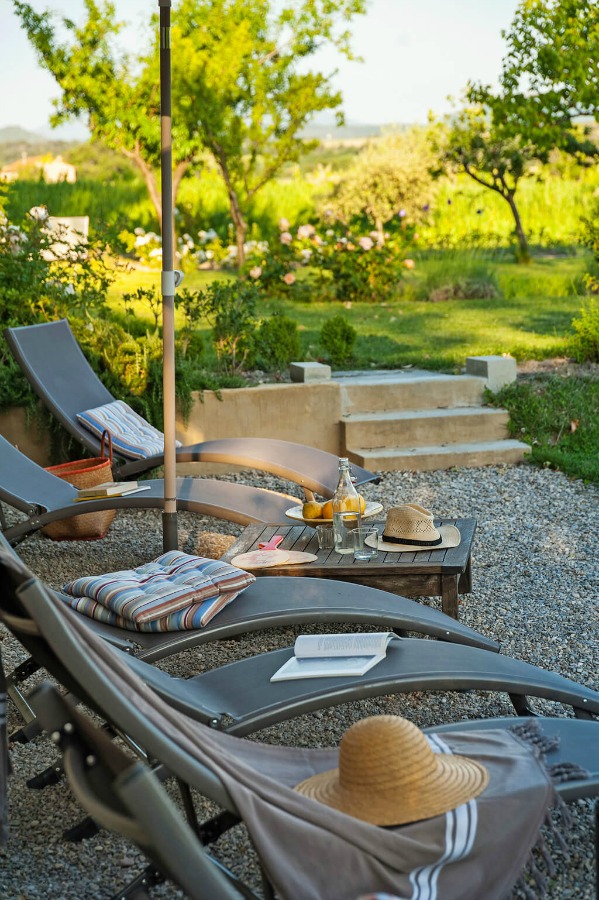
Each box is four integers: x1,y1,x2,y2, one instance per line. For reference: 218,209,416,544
0,463,597,899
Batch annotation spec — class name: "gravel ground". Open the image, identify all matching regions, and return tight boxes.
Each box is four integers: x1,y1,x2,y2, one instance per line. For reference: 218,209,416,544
0,463,597,899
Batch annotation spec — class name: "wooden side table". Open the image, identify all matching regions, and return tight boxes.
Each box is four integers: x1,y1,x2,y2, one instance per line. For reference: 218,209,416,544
222,518,476,620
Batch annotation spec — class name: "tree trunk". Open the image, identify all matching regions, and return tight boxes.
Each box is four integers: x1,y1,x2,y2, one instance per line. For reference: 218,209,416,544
211,148,247,269
229,190,248,269
130,147,162,226
505,193,530,263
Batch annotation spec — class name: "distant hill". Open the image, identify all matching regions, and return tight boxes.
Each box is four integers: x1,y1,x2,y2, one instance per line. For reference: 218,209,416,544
0,125,46,144
0,125,80,168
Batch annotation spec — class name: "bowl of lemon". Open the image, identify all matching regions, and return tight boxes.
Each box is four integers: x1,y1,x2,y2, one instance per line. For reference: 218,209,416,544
285,494,383,526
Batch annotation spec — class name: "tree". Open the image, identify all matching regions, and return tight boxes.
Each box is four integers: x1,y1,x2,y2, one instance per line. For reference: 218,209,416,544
470,0,599,157
12,1,204,232
173,0,366,266
14,0,366,266
324,128,435,236
431,103,541,262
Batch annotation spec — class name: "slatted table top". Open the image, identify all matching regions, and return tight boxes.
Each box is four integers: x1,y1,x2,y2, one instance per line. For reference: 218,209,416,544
223,518,476,580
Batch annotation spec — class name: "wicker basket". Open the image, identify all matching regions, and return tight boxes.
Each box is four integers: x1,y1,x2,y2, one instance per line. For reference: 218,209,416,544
42,432,116,541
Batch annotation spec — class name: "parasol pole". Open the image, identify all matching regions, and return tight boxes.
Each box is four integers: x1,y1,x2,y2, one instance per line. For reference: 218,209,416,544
159,0,179,551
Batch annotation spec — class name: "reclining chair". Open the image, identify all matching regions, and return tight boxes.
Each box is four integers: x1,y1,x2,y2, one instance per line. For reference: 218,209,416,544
0,551,596,900
5,318,378,495
0,433,298,540
0,532,500,746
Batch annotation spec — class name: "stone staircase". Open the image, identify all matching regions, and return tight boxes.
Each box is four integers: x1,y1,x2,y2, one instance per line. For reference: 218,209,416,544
335,369,529,472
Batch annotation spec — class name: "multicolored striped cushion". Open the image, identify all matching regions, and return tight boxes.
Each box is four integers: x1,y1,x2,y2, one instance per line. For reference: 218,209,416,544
76,399,182,460
61,551,255,631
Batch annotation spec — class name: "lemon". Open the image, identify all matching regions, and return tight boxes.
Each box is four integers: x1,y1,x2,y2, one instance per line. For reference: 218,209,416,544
302,500,324,519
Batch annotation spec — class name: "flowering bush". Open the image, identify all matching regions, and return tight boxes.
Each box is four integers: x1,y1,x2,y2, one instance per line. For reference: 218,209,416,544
312,228,408,303
242,217,413,303
0,204,114,328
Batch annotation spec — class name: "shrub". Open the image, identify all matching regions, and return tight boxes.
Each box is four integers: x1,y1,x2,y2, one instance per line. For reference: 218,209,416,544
568,300,599,363
413,257,501,302
580,198,599,295
255,313,301,370
0,204,114,327
176,281,259,374
313,230,407,303
320,314,357,367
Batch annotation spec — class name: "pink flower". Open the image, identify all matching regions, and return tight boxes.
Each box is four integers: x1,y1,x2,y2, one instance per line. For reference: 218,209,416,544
359,236,374,250
283,272,296,285
249,266,262,279
280,231,293,245
278,217,290,231
402,258,415,269
297,224,315,239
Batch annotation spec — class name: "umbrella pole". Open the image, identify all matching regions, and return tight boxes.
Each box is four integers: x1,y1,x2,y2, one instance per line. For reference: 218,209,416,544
159,0,178,551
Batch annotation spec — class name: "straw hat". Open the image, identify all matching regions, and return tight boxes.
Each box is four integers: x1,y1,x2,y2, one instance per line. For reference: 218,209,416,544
294,715,489,826
365,504,460,552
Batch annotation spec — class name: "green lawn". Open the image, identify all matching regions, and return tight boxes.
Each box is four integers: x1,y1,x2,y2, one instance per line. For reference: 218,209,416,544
108,251,589,372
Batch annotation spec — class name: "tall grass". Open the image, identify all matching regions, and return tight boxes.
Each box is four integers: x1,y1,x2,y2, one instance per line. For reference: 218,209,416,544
5,157,598,251
419,170,599,250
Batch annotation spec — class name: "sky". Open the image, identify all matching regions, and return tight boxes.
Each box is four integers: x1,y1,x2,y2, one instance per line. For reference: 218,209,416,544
0,0,520,139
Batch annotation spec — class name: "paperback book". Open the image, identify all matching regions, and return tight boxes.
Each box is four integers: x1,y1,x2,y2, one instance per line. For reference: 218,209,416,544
270,632,397,682
74,481,150,501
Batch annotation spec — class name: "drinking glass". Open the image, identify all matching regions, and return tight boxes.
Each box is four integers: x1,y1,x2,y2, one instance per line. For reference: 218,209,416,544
351,525,379,561
315,524,335,550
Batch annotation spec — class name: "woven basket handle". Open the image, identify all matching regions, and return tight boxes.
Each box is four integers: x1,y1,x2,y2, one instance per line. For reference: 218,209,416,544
100,430,113,463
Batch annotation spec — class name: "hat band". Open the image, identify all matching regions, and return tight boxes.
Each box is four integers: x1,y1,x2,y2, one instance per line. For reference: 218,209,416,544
382,533,442,547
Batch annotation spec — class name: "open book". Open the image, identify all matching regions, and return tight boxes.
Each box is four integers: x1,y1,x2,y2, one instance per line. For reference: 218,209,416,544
74,481,150,501
270,632,397,682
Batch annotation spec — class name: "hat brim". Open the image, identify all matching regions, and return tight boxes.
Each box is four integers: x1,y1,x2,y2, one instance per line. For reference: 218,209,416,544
294,752,489,826
365,524,461,553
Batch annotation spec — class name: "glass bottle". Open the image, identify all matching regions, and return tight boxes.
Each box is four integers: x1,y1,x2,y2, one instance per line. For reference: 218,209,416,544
332,457,362,554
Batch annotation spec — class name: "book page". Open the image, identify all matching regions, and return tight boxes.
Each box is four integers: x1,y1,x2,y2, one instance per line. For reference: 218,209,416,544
270,652,386,681
294,632,395,659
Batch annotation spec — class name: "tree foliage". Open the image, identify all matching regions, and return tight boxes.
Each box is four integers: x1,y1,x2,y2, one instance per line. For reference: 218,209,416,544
324,129,435,234
431,104,540,261
12,0,204,227
470,0,599,156
174,0,366,264
13,0,366,266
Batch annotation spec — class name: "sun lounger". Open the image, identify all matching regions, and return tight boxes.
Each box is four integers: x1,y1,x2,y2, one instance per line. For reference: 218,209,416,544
0,433,299,541
0,555,595,899
5,319,378,494
31,685,599,900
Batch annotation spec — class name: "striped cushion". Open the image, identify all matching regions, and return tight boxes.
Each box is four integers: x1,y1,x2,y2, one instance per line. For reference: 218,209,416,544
77,399,182,460
61,551,255,631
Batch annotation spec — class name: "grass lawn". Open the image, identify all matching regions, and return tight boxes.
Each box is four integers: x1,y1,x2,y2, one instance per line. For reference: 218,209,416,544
108,251,589,372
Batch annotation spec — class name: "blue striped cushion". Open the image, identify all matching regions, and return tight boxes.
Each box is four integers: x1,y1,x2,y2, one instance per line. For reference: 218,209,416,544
61,551,255,631
77,399,182,460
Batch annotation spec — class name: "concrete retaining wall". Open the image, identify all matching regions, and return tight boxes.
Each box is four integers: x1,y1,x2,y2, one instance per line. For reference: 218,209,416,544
2,382,344,472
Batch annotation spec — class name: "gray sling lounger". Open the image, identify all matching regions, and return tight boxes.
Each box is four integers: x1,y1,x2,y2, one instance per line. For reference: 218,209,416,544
1,561,596,899
31,685,599,900
5,319,378,494
0,433,299,540
1,552,597,744
0,533,500,744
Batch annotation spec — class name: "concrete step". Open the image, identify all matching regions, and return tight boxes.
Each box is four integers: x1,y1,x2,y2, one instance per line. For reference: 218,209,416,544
337,370,486,415
348,439,530,472
342,406,510,450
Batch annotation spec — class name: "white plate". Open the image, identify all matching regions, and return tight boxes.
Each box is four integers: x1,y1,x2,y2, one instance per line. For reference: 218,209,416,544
285,501,383,527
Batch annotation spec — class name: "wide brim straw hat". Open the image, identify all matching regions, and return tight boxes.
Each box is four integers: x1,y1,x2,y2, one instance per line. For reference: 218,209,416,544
294,715,489,827
365,504,461,552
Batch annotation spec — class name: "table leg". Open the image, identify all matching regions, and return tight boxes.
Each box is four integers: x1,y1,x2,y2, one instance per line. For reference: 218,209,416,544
441,575,459,620
458,555,473,594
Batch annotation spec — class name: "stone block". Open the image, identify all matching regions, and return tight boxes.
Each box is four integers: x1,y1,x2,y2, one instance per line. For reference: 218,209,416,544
466,355,517,392
289,361,332,383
